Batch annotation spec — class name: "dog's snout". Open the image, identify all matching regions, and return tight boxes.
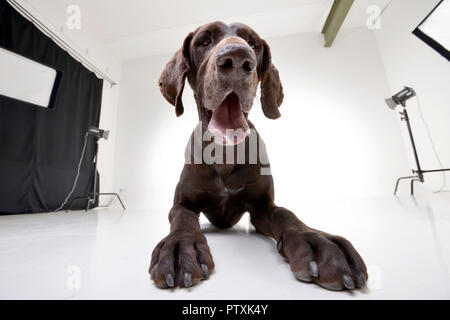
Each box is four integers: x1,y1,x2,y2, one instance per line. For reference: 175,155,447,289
216,44,256,76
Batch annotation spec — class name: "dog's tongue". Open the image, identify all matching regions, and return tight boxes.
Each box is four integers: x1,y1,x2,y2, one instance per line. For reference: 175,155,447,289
208,93,249,145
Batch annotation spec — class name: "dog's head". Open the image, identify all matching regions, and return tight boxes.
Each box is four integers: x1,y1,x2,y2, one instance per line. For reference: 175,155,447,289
159,21,283,145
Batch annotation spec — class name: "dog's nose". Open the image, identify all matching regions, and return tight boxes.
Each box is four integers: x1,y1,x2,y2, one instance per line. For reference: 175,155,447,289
216,44,256,76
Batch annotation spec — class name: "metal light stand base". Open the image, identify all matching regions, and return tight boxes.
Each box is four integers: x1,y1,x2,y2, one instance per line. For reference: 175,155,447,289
66,192,126,212
394,174,422,196
66,137,126,212
393,104,450,195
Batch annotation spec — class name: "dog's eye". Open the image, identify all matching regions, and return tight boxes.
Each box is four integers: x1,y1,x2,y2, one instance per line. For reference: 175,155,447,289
247,40,257,49
198,37,212,46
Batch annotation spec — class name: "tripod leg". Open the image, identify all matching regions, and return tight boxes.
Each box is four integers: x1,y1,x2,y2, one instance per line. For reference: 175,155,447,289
66,196,88,212
86,196,92,212
394,178,401,195
394,176,416,195
115,193,126,211
411,179,420,195
97,193,126,211
66,198,76,213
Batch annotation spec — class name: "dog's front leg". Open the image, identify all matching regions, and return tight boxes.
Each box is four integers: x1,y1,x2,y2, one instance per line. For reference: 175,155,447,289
149,204,214,288
250,204,367,290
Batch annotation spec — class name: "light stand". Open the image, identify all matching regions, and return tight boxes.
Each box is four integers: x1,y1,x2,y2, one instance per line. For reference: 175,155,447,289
388,88,450,195
66,127,126,211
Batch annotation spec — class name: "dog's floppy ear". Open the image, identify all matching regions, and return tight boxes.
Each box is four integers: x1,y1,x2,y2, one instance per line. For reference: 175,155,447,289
258,40,284,119
158,33,193,117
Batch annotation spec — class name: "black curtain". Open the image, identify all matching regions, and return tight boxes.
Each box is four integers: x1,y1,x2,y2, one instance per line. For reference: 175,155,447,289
0,0,102,213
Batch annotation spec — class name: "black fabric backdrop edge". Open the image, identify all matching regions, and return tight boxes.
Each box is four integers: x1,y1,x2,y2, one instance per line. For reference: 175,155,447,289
0,0,102,213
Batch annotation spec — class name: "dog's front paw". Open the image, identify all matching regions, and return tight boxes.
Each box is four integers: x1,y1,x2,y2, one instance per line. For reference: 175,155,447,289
149,230,215,289
278,229,367,291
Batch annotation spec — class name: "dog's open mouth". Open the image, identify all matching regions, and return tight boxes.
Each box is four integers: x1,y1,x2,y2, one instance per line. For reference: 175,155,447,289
207,92,250,145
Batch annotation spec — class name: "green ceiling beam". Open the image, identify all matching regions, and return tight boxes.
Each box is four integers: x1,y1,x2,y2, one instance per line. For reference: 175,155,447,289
321,0,354,47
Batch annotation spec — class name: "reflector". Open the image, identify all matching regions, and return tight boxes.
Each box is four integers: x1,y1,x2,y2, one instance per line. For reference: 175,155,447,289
0,47,58,108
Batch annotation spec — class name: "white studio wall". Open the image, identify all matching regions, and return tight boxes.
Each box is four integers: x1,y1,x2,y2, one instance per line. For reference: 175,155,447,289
16,0,121,82
97,81,122,203
112,27,408,211
113,54,198,211
374,0,450,193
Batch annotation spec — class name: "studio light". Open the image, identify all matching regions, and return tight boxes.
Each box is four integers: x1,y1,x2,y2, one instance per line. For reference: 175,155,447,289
88,126,110,140
66,126,125,211
55,126,125,212
387,86,450,195
385,86,416,109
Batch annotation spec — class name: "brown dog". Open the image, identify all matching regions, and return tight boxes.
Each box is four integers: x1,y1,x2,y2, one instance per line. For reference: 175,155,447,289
150,21,367,290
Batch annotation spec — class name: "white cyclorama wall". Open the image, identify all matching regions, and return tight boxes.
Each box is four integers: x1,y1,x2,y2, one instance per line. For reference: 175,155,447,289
113,27,408,210
97,81,121,204
374,0,450,192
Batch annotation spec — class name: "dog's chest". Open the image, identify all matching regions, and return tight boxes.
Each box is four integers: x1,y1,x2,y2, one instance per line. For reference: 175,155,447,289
203,183,247,227
214,164,235,181
206,174,246,211
218,185,245,199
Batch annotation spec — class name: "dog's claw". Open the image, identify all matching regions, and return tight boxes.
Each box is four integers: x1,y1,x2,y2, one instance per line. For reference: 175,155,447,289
184,272,192,287
165,274,174,288
277,237,283,253
294,271,311,282
308,261,318,278
201,264,209,280
151,264,157,278
343,275,355,290
356,273,366,288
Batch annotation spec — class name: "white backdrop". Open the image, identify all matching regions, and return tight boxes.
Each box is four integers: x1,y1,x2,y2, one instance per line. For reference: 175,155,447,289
112,27,409,211
374,0,450,192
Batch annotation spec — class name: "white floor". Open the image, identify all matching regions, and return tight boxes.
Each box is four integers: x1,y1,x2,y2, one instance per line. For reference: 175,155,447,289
1,192,450,299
